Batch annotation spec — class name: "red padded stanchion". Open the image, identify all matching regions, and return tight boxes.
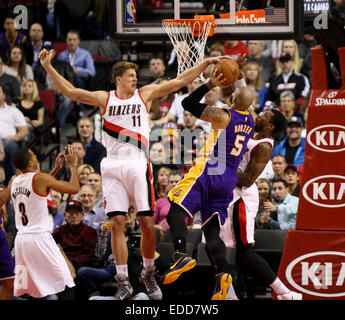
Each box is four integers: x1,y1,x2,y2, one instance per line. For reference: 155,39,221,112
276,46,345,299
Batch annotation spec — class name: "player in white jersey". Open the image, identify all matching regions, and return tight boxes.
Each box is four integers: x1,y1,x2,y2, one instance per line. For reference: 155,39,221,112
38,48,223,300
11,146,79,298
218,104,302,300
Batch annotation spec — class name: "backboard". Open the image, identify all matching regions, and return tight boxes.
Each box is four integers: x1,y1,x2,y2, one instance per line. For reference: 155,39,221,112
109,0,305,41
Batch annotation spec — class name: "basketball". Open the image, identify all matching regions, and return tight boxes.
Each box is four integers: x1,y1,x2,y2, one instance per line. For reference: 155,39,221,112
215,57,240,86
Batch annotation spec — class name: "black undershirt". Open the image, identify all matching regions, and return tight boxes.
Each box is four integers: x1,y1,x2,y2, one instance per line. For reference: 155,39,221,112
285,143,300,164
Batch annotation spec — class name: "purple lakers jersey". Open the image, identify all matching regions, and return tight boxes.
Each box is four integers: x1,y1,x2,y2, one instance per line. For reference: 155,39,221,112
208,109,254,173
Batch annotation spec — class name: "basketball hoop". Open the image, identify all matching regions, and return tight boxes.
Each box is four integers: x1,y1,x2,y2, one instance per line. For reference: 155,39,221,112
162,16,215,79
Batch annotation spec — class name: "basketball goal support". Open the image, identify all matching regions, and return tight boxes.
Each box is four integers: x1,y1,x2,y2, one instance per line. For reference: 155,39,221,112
276,46,345,300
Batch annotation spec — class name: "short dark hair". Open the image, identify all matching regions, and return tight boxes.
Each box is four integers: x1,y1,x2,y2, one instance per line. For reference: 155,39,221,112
272,178,288,188
13,147,32,171
270,108,287,134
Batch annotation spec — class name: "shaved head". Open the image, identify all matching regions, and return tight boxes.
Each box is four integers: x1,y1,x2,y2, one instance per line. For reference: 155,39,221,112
233,87,254,111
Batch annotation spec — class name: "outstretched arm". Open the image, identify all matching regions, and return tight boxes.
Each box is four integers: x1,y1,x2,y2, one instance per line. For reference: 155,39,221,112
181,66,231,129
141,56,224,102
237,143,273,187
39,49,108,113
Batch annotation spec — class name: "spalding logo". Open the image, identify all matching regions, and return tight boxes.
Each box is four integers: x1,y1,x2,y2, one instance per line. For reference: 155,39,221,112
286,251,345,298
307,125,345,153
302,175,345,208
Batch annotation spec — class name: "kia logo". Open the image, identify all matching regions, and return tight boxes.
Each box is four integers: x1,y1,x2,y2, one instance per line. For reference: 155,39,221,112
302,175,345,208
286,251,345,297
307,125,345,153
328,91,337,98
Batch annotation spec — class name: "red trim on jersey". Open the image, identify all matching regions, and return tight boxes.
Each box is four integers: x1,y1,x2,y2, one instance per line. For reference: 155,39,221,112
249,139,274,158
32,173,49,197
47,199,53,207
138,89,149,113
147,161,155,211
101,91,111,116
102,117,149,148
114,90,134,100
238,198,249,245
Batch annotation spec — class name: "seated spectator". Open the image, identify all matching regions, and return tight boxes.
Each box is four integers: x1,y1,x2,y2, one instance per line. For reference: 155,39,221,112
87,172,104,208
275,40,303,76
78,164,95,188
283,164,300,197
14,80,45,143
246,40,275,83
78,184,105,232
0,58,20,105
53,200,98,271
223,40,248,59
162,135,181,171
180,111,204,155
56,140,86,182
203,42,225,79
243,61,268,110
298,34,317,79
0,15,26,63
151,79,203,128
262,179,299,230
272,117,306,167
51,190,65,231
33,41,76,129
154,166,171,200
0,85,28,182
264,53,310,108
154,170,192,239
146,56,167,85
3,45,34,86
72,141,86,167
57,30,96,90
279,90,305,126
22,23,46,67
77,117,106,173
150,77,176,121
149,141,167,180
271,154,288,182
255,178,278,230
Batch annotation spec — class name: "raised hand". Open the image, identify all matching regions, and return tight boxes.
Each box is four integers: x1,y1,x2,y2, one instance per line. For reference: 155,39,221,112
38,48,55,68
64,145,78,169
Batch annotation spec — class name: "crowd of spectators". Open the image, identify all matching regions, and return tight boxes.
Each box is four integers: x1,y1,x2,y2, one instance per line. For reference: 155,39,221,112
1,0,343,300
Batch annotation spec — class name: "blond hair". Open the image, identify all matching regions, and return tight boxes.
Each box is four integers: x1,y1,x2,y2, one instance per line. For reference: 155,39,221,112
243,62,263,91
19,80,40,102
276,39,303,75
77,164,95,176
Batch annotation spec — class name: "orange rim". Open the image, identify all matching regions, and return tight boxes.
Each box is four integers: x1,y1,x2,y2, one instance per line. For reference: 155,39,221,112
162,16,215,37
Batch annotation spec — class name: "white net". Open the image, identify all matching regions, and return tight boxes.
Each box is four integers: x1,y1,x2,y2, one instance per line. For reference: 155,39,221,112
162,19,213,80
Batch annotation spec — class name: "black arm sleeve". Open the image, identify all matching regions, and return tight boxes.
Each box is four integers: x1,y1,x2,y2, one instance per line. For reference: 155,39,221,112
181,83,211,119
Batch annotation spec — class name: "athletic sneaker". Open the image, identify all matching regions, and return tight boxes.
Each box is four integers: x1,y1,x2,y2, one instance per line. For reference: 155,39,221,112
113,274,133,300
211,273,232,300
140,267,163,300
162,251,196,285
277,291,302,300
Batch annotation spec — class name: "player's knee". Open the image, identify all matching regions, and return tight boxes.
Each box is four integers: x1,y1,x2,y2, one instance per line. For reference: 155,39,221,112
137,215,154,233
109,214,126,232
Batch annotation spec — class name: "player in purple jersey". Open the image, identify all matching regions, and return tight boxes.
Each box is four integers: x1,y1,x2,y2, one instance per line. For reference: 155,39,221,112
162,59,255,299
0,181,15,300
